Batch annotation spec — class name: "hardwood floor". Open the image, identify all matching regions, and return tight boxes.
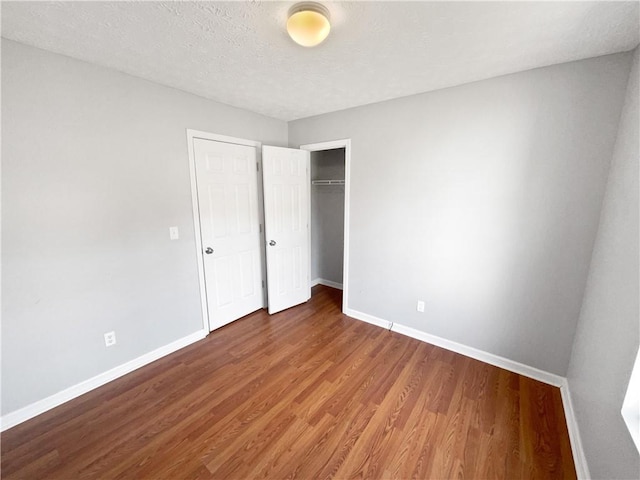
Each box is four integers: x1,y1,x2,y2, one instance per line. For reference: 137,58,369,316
1,286,576,479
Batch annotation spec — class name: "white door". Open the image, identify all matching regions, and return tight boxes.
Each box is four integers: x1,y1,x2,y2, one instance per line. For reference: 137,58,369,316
193,138,264,330
262,146,311,314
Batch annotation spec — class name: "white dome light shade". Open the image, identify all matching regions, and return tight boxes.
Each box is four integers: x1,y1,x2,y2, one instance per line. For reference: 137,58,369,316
287,2,331,47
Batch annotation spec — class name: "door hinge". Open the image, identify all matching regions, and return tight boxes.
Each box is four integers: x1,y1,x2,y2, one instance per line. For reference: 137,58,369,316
259,223,263,233
262,280,265,288
256,162,260,172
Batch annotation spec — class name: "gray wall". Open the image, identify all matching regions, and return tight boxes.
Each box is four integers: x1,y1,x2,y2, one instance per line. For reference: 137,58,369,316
289,52,632,376
310,149,345,285
567,47,639,479
1,40,287,415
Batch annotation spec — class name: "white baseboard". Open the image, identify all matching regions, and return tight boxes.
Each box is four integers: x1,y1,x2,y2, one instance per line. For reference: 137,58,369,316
344,310,588,478
343,308,392,329
560,379,591,479
390,322,564,387
311,278,343,290
0,329,207,432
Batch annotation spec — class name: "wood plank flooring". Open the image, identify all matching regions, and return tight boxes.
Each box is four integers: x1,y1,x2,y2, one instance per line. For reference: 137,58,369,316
1,286,576,479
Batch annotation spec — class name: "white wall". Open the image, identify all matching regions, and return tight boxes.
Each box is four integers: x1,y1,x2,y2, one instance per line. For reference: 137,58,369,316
289,52,632,376
566,47,639,479
310,149,345,285
1,40,287,415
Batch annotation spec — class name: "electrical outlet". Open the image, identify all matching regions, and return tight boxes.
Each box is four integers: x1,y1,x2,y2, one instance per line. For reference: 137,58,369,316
417,300,425,313
169,226,179,240
104,331,116,347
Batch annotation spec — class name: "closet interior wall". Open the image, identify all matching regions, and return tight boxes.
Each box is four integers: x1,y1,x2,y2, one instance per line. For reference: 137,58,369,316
310,148,346,289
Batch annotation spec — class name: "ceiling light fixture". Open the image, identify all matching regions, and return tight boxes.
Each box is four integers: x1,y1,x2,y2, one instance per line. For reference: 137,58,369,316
287,2,331,47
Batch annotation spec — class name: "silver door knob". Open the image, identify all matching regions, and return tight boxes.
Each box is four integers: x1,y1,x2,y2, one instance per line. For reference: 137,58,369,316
269,240,276,246
205,247,214,254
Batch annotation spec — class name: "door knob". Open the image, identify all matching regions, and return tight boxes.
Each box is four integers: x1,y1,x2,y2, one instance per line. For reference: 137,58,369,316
269,240,276,246
205,247,214,254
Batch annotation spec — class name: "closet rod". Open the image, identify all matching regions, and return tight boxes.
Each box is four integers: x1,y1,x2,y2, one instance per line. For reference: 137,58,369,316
311,179,345,186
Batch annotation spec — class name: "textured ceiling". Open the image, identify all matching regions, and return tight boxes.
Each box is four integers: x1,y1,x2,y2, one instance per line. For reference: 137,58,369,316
2,1,639,121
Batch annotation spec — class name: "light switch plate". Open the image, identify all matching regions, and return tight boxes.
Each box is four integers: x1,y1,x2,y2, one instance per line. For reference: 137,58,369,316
169,226,179,240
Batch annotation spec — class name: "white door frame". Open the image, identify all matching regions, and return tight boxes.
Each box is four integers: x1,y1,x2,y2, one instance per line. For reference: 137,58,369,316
186,129,267,332
299,139,351,313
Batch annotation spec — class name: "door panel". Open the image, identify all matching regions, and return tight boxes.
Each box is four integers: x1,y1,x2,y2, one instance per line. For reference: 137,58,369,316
262,146,310,314
194,138,264,330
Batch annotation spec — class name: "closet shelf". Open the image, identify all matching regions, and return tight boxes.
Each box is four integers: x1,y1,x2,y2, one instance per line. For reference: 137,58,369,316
312,179,345,186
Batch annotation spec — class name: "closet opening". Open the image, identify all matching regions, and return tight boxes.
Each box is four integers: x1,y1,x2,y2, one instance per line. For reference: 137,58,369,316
301,140,351,311
309,147,346,304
